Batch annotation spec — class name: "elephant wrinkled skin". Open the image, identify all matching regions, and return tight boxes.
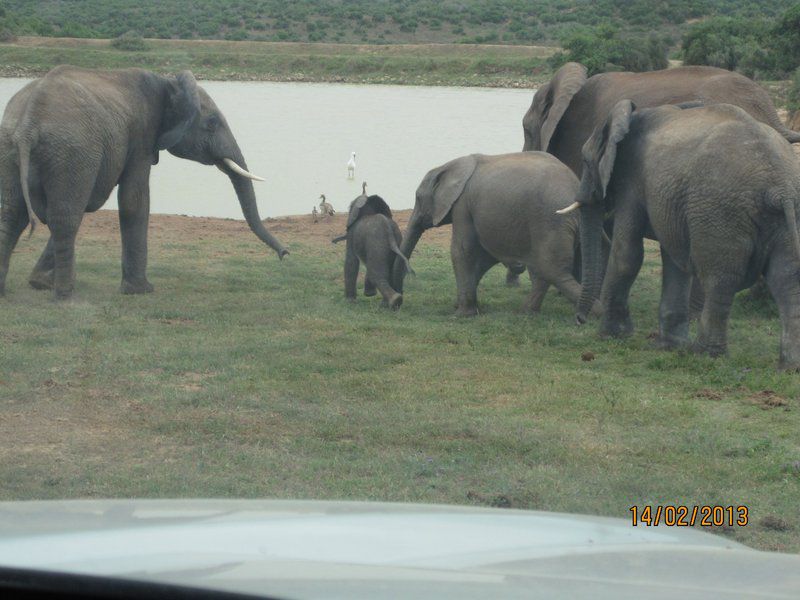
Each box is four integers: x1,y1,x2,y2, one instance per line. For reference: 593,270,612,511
0,65,288,300
574,101,800,370
394,152,595,317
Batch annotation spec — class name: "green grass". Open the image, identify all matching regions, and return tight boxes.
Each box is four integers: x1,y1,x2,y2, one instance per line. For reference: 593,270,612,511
0,37,556,87
1,213,799,553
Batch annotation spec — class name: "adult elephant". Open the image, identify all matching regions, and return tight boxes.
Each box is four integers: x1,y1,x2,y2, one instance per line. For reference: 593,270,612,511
523,62,800,167
518,62,800,299
392,152,591,316
569,100,800,369
0,66,288,300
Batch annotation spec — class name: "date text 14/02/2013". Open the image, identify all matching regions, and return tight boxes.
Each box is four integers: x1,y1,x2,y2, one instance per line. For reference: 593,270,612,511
630,505,749,527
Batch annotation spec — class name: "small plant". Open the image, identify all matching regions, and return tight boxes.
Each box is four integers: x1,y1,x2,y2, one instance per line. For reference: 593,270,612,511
110,30,147,52
0,28,16,43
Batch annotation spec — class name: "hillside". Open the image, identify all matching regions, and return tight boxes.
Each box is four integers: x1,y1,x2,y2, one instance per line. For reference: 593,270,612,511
0,0,796,46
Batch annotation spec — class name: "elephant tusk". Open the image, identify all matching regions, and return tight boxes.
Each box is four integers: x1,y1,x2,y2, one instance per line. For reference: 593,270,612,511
223,158,265,182
556,201,581,215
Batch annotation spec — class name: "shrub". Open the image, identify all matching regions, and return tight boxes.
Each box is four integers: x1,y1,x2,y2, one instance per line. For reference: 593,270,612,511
788,68,800,113
110,30,147,51
556,27,668,76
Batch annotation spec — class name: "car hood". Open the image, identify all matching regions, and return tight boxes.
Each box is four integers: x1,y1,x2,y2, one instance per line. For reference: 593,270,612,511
0,499,797,599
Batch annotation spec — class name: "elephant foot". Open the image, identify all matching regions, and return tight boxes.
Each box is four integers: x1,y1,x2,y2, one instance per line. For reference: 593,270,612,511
599,315,633,338
53,288,74,302
689,340,727,358
651,334,688,351
28,269,54,290
383,293,403,310
455,305,479,317
121,279,154,295
364,288,377,297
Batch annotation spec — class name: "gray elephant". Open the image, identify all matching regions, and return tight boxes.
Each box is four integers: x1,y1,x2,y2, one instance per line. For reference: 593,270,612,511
519,62,800,300
394,152,596,317
333,192,411,309
0,65,287,300
567,99,800,370
523,62,800,167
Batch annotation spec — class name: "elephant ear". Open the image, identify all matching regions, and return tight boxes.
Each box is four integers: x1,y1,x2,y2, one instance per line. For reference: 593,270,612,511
418,155,478,227
582,99,635,202
157,71,201,151
346,194,392,229
536,62,588,152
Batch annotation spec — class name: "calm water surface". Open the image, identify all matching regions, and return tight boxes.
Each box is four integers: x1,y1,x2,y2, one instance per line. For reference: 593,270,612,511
0,79,534,218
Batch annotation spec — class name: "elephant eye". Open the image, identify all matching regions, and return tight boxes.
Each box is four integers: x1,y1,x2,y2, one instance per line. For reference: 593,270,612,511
204,115,220,132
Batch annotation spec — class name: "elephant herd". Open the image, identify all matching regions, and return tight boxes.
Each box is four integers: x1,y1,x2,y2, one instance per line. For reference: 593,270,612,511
1,63,800,369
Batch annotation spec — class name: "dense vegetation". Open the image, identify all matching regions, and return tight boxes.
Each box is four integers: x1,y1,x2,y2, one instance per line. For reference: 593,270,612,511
682,5,800,79
0,1,795,46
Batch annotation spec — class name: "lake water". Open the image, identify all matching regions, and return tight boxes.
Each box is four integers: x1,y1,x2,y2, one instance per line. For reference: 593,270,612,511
0,79,534,218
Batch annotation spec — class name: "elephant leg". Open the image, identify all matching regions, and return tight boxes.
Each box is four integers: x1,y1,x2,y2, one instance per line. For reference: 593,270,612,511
692,275,737,357
118,167,154,294
374,277,402,310
451,230,497,317
765,241,800,370
599,229,645,339
655,247,691,349
505,263,524,287
49,217,82,301
344,246,359,301
0,183,29,296
523,273,549,314
688,277,704,320
29,236,55,290
364,276,376,297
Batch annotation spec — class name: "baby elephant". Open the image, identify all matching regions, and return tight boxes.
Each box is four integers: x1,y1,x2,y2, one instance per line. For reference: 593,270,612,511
333,192,412,309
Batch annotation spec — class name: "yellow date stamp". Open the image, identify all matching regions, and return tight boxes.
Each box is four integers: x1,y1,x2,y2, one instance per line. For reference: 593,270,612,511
630,505,749,527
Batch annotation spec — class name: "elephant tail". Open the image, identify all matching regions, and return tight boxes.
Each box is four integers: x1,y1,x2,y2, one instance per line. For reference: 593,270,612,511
331,233,347,244
17,140,36,237
387,221,414,278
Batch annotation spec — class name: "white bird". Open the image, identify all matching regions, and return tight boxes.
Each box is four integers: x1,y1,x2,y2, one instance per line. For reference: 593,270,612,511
347,152,356,179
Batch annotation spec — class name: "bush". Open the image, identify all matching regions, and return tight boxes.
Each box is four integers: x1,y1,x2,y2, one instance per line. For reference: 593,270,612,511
555,26,668,76
0,27,15,43
788,68,800,113
682,17,770,73
110,30,147,51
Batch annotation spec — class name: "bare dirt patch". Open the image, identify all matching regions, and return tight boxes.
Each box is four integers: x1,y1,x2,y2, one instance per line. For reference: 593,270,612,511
748,390,790,410
73,209,452,250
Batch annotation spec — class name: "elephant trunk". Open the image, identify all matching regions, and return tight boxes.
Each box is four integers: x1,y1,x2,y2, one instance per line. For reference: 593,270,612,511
392,212,424,292
225,150,288,259
577,202,605,323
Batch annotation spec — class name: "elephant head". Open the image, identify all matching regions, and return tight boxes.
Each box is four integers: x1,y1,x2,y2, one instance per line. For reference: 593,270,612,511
346,193,393,229
566,99,636,322
157,72,288,258
392,155,478,290
522,62,588,152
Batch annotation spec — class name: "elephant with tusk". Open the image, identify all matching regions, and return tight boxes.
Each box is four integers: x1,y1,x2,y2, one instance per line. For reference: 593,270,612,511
0,65,288,300
393,152,598,317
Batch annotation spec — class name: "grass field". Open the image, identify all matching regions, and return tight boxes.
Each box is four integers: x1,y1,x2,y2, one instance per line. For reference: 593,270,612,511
1,209,799,553
0,36,556,87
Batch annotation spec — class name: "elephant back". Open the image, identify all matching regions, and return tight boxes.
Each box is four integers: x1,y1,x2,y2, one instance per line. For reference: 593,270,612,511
347,194,393,229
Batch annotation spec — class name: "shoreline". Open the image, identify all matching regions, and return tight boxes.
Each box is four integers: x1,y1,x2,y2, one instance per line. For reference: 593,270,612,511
0,36,555,88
